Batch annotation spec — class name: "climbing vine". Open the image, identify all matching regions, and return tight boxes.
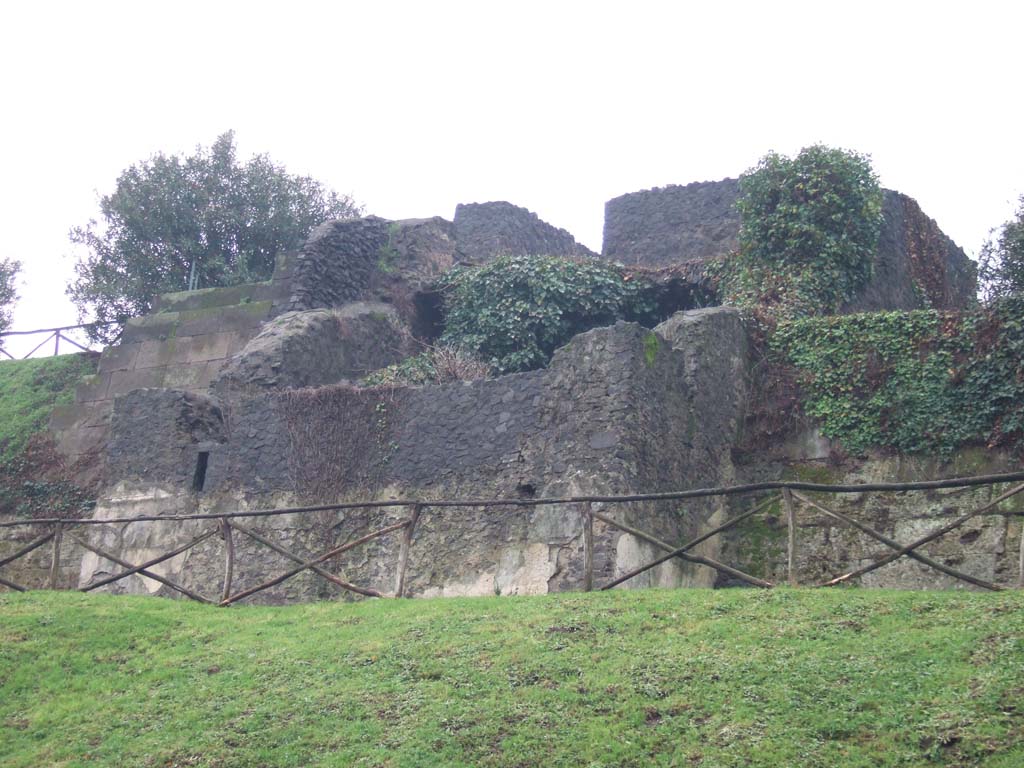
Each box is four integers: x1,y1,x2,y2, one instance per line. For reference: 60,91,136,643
439,254,658,373
772,296,1024,455
713,145,883,321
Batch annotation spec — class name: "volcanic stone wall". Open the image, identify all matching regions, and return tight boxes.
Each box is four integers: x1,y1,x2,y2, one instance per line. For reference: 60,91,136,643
285,217,391,312
603,179,742,266
80,309,751,602
602,179,977,310
721,441,1023,589
454,201,597,263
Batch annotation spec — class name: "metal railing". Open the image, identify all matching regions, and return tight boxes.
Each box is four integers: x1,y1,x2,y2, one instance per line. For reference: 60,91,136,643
2,471,1023,602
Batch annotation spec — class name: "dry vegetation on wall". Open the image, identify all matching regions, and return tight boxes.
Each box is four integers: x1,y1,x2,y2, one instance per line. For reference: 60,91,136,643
903,201,959,309
279,384,404,501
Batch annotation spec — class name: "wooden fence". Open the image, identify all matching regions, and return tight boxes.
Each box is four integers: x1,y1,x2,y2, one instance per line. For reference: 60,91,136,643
0,322,115,360
2,471,1024,603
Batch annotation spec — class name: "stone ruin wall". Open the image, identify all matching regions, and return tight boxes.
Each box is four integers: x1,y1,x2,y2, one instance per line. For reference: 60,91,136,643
602,179,978,311
5,184,1016,601
74,310,749,602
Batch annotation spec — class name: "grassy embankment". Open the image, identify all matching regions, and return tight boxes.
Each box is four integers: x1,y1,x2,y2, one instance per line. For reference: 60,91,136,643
0,354,96,516
1,589,1022,767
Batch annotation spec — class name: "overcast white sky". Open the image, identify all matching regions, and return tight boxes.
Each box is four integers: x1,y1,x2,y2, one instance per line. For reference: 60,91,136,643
1,0,1022,356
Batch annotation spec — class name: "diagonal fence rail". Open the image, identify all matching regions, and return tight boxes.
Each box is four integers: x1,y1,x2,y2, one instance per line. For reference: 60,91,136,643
0,322,117,360
2,471,1023,602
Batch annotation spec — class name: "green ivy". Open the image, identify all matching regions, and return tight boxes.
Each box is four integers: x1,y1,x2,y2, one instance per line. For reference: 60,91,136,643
438,255,658,373
714,145,883,320
773,296,1024,454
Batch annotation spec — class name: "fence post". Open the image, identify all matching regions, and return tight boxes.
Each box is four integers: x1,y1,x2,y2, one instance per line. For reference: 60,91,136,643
583,502,594,592
395,504,422,598
49,522,63,590
782,488,797,587
220,520,234,603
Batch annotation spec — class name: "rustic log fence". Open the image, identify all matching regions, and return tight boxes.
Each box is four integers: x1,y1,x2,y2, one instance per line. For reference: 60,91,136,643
2,471,1023,603
0,321,116,360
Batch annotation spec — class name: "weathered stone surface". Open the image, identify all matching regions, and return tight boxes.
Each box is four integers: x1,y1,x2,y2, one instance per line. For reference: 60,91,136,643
215,305,413,392
105,389,225,490
844,191,977,311
602,179,977,310
78,310,755,603
286,217,391,312
722,445,1024,590
603,179,742,266
453,201,596,263
49,283,277,485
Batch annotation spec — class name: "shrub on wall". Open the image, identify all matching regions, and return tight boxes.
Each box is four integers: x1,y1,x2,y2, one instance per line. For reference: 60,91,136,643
715,145,883,319
773,297,1024,455
438,255,657,373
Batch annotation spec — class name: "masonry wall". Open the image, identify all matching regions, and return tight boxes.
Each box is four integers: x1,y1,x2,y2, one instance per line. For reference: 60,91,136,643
453,201,596,263
602,180,977,311
720,438,1024,589
75,309,751,603
48,275,290,483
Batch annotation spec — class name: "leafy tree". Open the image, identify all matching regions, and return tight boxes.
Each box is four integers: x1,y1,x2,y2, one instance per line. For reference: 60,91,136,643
978,195,1024,302
439,254,657,373
717,144,883,318
0,257,20,335
68,132,361,341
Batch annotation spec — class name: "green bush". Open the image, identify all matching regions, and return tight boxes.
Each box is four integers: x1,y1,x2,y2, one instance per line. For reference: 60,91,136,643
773,297,1024,454
438,255,657,373
716,145,883,319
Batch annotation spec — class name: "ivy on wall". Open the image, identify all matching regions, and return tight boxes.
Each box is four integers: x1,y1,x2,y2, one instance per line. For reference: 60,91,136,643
713,145,883,321
438,255,658,374
773,297,1024,455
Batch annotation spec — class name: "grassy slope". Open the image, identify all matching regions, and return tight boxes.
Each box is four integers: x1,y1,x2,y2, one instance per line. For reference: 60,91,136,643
0,355,95,462
1,590,1022,768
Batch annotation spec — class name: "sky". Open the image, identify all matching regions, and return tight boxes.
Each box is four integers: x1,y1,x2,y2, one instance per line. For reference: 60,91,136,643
1,0,1022,356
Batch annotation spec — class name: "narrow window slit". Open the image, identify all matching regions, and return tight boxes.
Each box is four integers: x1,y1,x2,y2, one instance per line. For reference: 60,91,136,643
192,451,210,492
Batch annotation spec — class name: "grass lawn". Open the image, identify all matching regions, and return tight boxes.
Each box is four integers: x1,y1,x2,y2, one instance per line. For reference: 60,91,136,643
1,589,1022,767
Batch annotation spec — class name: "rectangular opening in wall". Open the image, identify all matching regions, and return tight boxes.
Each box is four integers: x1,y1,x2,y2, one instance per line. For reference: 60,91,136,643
192,451,210,492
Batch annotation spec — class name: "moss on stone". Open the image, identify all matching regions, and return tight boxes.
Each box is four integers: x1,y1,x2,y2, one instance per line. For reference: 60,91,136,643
782,463,843,485
642,332,659,368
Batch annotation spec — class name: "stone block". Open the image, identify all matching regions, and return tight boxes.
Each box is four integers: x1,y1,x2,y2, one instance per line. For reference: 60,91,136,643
183,333,233,363
136,339,179,370
58,424,109,456
75,372,111,402
121,313,179,343
153,282,275,313
49,401,112,433
163,362,209,391
175,302,271,337
98,342,141,373
107,367,167,398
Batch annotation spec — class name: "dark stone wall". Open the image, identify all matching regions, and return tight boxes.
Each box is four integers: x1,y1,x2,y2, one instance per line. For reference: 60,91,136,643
602,179,977,310
602,179,742,266
106,389,225,490
453,201,597,263
86,310,753,601
843,191,977,312
215,305,414,393
286,217,391,312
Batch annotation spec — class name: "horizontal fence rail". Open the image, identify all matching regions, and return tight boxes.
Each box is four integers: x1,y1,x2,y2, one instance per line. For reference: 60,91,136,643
0,321,117,359
2,471,1023,602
